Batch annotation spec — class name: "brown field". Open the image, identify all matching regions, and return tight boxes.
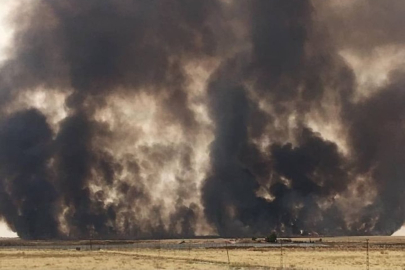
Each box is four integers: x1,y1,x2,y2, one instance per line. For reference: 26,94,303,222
1,236,405,270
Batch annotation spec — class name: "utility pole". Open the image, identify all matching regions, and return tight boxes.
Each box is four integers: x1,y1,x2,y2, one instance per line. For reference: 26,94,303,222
366,239,370,270
158,239,161,258
280,241,283,269
89,228,93,251
225,242,230,265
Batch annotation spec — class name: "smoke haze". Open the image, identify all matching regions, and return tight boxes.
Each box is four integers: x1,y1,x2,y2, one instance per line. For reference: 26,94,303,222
0,0,404,239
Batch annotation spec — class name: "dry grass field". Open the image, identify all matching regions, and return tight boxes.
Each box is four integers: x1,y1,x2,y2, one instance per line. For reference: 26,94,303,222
1,236,405,269
0,249,233,270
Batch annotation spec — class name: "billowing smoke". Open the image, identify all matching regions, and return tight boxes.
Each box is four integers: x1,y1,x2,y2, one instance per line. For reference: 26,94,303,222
0,0,404,239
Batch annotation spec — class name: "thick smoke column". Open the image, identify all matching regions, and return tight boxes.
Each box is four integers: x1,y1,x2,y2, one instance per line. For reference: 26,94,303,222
0,0,221,239
0,109,59,239
0,0,404,239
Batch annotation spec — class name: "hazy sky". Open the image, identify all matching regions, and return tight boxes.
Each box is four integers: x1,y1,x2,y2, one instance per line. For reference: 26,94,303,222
0,0,17,238
0,0,15,62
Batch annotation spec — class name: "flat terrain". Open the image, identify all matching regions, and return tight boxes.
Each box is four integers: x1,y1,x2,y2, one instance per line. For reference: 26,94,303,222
0,236,405,269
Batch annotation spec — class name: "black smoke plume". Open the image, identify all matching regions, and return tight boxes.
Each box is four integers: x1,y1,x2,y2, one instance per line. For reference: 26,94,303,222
0,0,404,239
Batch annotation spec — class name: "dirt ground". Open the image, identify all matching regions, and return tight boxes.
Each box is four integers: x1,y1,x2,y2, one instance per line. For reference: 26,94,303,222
1,236,405,270
0,249,231,270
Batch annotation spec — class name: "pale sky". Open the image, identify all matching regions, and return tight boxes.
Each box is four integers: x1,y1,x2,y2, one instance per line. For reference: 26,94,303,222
0,0,15,63
0,0,18,238
392,227,405,236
